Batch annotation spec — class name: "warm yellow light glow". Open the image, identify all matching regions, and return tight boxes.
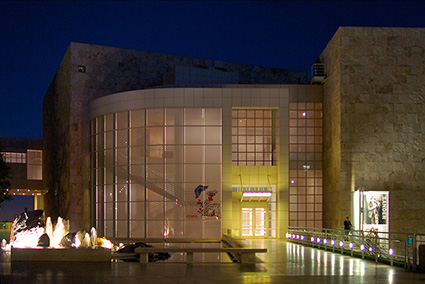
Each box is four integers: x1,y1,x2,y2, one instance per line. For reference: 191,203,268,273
242,192,272,197
97,237,113,249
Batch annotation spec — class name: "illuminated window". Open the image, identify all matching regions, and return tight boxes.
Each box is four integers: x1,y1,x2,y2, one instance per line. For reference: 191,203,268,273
288,102,323,228
91,108,223,239
1,152,27,163
232,109,276,166
27,150,42,180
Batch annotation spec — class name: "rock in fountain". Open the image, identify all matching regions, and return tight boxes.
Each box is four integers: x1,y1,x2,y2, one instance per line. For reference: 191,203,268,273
8,210,112,262
9,210,45,248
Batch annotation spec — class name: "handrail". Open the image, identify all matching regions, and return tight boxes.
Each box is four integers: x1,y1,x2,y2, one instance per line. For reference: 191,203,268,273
286,227,424,271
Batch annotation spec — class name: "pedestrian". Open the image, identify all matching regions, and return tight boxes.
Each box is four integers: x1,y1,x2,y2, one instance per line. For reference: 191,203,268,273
344,216,352,240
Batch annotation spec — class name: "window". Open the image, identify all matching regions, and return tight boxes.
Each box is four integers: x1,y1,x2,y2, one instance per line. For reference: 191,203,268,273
232,109,275,166
288,102,323,228
1,152,26,163
27,150,42,180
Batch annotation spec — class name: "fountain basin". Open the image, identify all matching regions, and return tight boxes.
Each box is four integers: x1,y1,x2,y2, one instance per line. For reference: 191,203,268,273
11,247,111,262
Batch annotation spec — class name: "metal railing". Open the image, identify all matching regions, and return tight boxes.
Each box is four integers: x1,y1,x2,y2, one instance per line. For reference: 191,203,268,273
286,227,425,271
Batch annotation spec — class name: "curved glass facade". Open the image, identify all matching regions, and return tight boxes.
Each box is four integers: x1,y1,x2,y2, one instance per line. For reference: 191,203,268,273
90,108,222,239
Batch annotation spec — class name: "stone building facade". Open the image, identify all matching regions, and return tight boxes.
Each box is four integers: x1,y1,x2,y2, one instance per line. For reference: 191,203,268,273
321,27,425,233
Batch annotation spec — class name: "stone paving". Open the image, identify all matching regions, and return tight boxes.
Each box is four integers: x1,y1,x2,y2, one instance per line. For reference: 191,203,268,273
1,239,424,284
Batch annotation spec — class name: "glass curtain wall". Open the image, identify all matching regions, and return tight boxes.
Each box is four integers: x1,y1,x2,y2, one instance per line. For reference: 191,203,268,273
91,108,222,239
288,102,323,228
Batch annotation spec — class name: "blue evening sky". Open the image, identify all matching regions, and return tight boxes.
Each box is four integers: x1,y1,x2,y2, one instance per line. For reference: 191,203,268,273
1,0,425,140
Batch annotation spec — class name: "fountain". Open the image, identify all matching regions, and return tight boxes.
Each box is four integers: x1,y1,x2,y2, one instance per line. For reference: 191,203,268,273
3,210,112,262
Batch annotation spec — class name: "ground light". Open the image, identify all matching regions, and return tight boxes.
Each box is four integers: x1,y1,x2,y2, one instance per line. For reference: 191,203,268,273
323,239,328,245
311,237,315,243
316,238,321,244
349,242,354,249
360,244,366,251
330,240,336,246
388,248,394,256
301,235,305,241
339,241,344,248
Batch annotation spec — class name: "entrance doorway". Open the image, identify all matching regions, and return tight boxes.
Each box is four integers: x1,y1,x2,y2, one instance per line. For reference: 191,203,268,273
241,207,267,237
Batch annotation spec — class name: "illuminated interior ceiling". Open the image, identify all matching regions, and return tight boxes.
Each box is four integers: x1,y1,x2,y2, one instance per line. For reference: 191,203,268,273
241,192,272,202
5,188,48,196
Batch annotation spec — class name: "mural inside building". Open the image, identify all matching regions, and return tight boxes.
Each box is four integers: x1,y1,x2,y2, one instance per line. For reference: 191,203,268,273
195,185,220,218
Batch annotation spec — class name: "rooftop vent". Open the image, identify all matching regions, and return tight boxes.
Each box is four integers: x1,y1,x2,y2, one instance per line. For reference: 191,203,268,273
310,63,326,85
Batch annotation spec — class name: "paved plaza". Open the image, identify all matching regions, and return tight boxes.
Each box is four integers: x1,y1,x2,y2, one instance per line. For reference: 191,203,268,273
1,239,424,284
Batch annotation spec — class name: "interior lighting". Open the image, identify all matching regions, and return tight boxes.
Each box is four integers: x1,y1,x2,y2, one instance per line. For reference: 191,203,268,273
339,241,344,248
349,242,354,249
388,248,394,256
242,192,272,197
360,244,366,251
331,240,336,246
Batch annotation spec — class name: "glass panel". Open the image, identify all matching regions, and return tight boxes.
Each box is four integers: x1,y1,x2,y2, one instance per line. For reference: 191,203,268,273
205,108,221,125
185,127,205,144
165,164,184,183
130,128,145,146
27,150,42,180
129,183,145,202
147,202,164,220
147,164,163,182
130,221,145,238
242,208,253,237
184,146,204,163
205,146,221,164
166,108,184,126
255,208,267,236
166,127,183,144
205,164,221,182
205,127,222,144
147,221,164,238
146,146,163,163
164,145,183,163
185,108,203,125
147,127,163,145
184,164,204,183
130,109,145,128
147,109,163,126
116,111,128,129
105,113,114,131
130,147,145,164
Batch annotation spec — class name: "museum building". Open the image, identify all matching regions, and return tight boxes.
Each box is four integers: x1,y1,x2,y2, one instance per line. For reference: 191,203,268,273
43,27,425,240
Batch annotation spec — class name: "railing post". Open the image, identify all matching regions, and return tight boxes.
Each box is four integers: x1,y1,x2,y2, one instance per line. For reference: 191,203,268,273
412,233,417,272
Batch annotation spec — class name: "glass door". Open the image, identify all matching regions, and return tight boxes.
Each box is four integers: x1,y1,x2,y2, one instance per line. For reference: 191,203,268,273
242,207,267,237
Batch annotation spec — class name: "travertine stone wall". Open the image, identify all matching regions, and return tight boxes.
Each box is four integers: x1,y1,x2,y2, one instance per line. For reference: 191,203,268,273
43,43,306,231
321,27,425,233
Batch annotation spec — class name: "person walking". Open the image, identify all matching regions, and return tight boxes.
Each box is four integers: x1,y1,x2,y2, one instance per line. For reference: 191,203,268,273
344,216,352,240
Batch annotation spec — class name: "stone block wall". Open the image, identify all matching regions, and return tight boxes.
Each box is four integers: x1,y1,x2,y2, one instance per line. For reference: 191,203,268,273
321,27,425,233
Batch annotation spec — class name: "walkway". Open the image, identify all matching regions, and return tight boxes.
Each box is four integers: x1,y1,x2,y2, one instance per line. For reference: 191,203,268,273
1,239,424,283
